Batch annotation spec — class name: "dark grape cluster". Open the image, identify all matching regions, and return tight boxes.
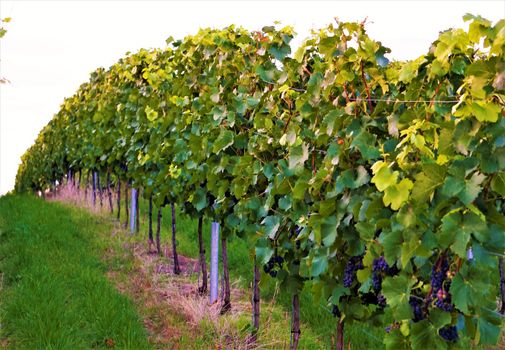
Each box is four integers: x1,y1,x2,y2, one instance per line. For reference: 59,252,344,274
431,257,454,312
371,273,382,291
263,255,284,277
377,294,387,308
431,257,449,291
371,256,398,292
409,297,426,322
331,304,341,318
439,325,458,342
361,292,378,305
373,256,389,272
343,255,364,287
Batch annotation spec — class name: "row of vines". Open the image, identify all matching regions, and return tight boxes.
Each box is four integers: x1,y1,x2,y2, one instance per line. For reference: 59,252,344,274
15,15,505,349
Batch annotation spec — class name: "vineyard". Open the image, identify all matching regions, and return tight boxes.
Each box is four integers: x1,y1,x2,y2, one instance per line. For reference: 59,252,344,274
10,14,505,349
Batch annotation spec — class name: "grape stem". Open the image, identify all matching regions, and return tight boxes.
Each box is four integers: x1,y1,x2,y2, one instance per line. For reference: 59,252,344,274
499,257,505,314
336,317,344,350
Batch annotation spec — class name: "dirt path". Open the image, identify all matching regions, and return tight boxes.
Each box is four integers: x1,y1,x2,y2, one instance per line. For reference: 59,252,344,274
104,228,253,350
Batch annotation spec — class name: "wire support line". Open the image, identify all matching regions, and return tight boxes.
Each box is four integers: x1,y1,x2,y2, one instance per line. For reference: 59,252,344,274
286,86,461,103
349,97,459,104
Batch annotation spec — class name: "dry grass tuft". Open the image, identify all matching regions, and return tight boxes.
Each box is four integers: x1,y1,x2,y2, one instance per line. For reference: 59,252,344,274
48,182,116,215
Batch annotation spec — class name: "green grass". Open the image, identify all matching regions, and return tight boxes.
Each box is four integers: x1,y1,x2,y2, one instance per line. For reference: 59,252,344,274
0,194,151,350
133,196,385,349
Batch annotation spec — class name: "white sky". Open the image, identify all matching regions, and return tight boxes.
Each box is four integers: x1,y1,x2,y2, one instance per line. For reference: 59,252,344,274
0,1,504,195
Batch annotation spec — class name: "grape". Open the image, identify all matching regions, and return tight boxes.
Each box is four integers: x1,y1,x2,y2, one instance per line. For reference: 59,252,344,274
387,263,400,276
274,255,284,267
439,325,458,342
361,292,378,305
434,298,453,312
372,256,389,272
409,297,425,322
431,257,449,291
263,255,282,277
370,256,397,292
343,255,364,287
332,304,341,318
430,258,455,311
377,294,387,308
371,272,382,292
434,285,454,311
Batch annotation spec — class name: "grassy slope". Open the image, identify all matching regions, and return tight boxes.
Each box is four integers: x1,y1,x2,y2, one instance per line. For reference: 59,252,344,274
0,195,150,350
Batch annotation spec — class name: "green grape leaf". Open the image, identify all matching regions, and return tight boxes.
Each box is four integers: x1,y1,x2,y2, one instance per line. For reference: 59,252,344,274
471,101,501,122
255,239,274,266
268,43,291,61
441,176,465,197
288,143,309,171
399,60,420,83
381,230,403,265
371,163,399,192
311,255,328,277
429,309,452,329
192,188,208,211
383,179,413,210
145,106,158,121
351,130,381,161
382,274,415,314
212,130,234,154
411,320,448,350
401,238,420,268
278,195,292,211
262,215,280,240
458,172,485,205
491,173,505,196
449,273,471,313
411,164,446,204
477,308,502,345
384,330,410,350
292,179,308,200
321,216,338,246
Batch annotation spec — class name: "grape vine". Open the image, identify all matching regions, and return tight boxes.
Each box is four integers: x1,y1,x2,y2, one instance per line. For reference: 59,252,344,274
15,15,505,350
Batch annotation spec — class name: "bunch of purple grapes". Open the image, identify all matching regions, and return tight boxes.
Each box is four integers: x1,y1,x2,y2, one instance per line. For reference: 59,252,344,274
439,325,458,342
371,256,399,292
431,258,449,290
263,255,284,277
431,257,454,311
371,256,389,291
343,255,364,287
409,296,426,322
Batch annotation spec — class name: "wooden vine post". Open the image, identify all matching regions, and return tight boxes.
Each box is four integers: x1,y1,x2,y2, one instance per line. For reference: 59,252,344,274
170,203,180,274
197,216,207,294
